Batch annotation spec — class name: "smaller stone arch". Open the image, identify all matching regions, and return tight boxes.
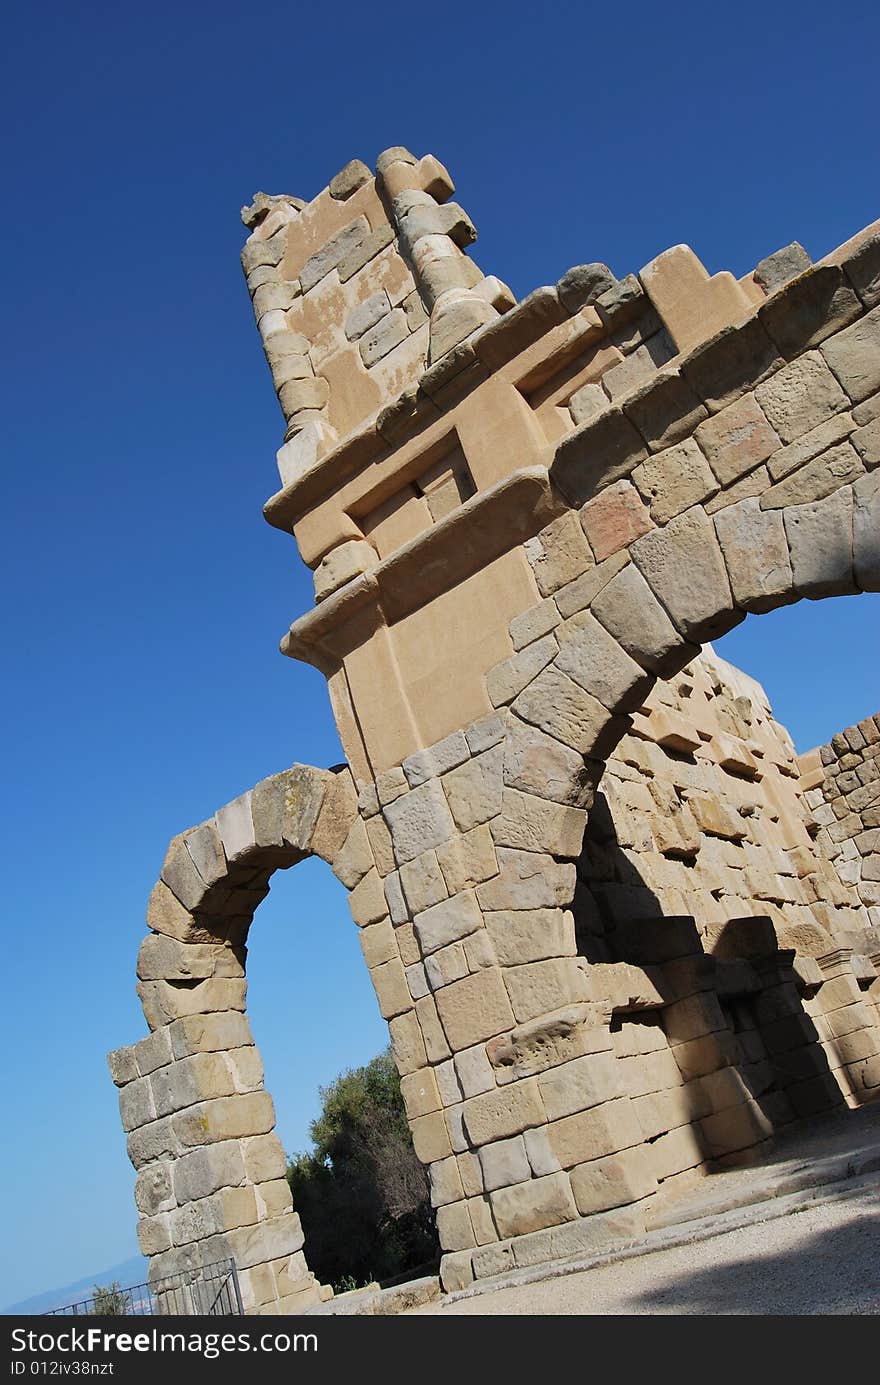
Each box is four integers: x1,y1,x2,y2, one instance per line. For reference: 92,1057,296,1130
108,762,369,1315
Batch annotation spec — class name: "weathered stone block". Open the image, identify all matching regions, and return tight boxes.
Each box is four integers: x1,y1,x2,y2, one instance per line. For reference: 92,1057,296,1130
853,470,880,590
485,908,576,967
524,513,595,597
441,747,504,831
512,666,622,757
435,968,516,1049
555,611,654,714
369,956,412,1019
547,1098,642,1169
760,441,862,509
486,636,558,708
490,787,587,859
552,408,647,507
413,890,482,955
632,437,719,524
490,1172,578,1238
760,263,862,357
590,562,697,677
784,487,855,598
713,497,793,613
630,505,737,642
695,392,781,486
682,317,783,413
569,1144,657,1214
476,847,576,912
462,1078,546,1146
383,780,456,864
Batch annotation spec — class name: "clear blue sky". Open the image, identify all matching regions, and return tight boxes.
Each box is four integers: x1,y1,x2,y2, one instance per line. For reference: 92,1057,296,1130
1,0,878,1307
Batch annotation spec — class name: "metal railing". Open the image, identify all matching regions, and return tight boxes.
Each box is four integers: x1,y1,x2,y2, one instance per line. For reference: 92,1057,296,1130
46,1258,244,1316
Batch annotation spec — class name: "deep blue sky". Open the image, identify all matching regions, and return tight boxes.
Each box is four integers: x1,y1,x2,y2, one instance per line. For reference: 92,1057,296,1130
1,0,878,1307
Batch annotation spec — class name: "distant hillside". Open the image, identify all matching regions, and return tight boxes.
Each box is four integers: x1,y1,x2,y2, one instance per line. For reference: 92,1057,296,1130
2,1255,148,1316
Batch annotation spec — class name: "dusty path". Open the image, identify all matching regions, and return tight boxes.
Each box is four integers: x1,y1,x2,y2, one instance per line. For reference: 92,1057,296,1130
408,1188,880,1315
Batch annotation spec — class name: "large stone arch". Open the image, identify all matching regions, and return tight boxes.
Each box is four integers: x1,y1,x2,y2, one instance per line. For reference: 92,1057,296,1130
107,762,393,1314
114,159,880,1307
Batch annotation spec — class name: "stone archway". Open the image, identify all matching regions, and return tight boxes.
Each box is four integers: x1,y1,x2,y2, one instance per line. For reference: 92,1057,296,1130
114,158,880,1307
107,763,391,1315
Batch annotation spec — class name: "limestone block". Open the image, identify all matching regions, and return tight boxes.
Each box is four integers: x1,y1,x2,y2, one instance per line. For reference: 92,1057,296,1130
369,957,411,1019
173,1091,275,1146
462,1078,546,1146
555,610,654,714
314,540,378,601
476,847,576,911
137,1215,172,1257
358,308,408,367
853,470,880,590
383,779,456,864
468,1194,499,1246
413,890,482,955
632,437,718,525
126,1115,178,1170
436,1202,476,1252
686,792,749,840
252,280,301,320
130,1031,172,1084
578,480,653,562
329,159,372,201
454,1044,496,1099
348,869,388,928
435,968,516,1050
512,666,622,757
137,934,239,983
215,793,256,866
429,1155,465,1208
466,712,507,755
441,747,504,831
630,505,736,642
490,1172,578,1239
107,1045,139,1087
595,274,645,325
183,822,227,890
409,1110,453,1162
852,416,880,468
624,367,708,452
524,513,595,597
760,263,862,357
753,243,812,295
590,562,697,677
471,286,565,369
819,304,880,403
160,835,207,913
333,818,374,889
151,1052,235,1118
416,995,452,1063
547,1098,642,1169
569,1145,657,1215
137,978,247,1030
172,1142,246,1205
436,825,499,895
486,637,558,709
784,487,855,598
241,1130,289,1185
569,382,608,427
766,411,855,483
169,1012,253,1060
603,337,671,400
337,223,395,282
639,244,754,355
479,1136,531,1192
754,351,849,445
484,908,575,967
538,1051,619,1121
430,294,497,362
275,419,338,488
365,814,394,877
682,318,783,413
439,1250,475,1292
490,787,587,859
425,942,469,990
299,217,370,293
504,957,592,1024
557,263,617,314
359,918,397,970
388,1010,428,1075
400,1067,442,1120
694,393,781,487
400,849,449,915
402,732,470,789
227,1047,263,1094
119,1076,156,1133
712,496,794,614
760,442,863,509
552,407,648,507
487,1005,613,1083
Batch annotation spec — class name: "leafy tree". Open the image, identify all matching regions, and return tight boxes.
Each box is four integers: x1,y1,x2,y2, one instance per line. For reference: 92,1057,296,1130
92,1282,129,1315
286,1050,438,1290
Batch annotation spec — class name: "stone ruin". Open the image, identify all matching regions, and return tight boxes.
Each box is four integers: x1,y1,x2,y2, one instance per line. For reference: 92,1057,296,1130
108,147,880,1313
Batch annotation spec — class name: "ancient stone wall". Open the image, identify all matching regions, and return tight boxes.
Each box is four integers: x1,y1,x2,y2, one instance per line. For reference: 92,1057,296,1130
799,716,880,927
112,147,880,1308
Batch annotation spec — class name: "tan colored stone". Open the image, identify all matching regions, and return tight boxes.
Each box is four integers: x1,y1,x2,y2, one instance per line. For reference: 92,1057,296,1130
435,967,516,1049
